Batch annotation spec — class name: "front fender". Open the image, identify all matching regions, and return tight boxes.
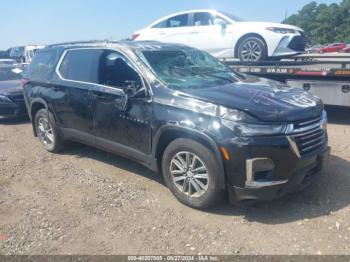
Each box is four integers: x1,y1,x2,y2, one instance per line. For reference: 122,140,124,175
152,124,226,190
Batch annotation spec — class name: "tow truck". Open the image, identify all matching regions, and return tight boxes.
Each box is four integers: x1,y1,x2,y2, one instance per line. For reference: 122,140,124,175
224,54,350,107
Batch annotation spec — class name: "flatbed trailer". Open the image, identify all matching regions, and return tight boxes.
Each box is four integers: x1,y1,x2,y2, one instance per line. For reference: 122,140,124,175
224,55,350,107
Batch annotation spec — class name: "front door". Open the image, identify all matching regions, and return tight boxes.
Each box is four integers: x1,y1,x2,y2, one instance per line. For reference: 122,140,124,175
91,50,152,162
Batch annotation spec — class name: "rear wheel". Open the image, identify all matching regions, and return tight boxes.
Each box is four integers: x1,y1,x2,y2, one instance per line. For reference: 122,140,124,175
34,109,65,153
238,36,267,62
162,138,224,209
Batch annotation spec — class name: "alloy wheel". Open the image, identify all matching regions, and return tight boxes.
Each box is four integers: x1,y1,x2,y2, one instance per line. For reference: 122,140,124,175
240,41,262,61
170,151,209,198
37,117,54,146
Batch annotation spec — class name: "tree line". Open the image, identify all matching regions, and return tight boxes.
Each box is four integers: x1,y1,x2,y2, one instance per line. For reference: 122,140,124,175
283,0,350,45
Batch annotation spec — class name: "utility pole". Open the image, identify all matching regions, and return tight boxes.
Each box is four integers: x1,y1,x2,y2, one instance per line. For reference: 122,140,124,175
284,9,288,21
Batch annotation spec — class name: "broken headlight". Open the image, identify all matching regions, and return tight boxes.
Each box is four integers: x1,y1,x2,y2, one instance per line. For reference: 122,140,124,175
219,106,286,136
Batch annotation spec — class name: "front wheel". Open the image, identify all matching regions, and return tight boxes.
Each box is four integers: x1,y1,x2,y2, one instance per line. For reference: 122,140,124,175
162,138,224,209
237,37,267,62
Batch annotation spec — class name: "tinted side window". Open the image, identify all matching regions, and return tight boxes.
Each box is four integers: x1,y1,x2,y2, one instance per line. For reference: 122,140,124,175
193,12,214,26
98,50,142,89
152,20,167,28
59,49,100,83
26,50,57,81
166,14,189,28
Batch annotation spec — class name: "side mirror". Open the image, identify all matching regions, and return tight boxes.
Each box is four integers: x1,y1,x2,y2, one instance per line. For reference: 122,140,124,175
214,18,227,28
124,80,147,98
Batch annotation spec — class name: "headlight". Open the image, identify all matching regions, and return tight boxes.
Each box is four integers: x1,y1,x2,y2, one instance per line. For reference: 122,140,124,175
0,95,14,104
219,106,286,136
218,106,256,123
266,27,297,34
222,121,287,136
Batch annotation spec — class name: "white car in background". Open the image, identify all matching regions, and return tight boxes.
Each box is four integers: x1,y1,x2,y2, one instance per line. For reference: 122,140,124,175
132,9,306,61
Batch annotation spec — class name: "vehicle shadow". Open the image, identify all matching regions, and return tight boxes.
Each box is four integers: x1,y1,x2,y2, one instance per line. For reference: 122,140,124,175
209,154,350,224
325,105,350,125
62,142,165,186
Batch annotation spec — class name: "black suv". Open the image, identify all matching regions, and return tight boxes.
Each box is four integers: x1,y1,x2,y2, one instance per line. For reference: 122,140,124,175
23,41,328,209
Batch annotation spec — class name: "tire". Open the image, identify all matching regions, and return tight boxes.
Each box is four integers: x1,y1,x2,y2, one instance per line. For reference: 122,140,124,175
237,36,267,62
162,138,224,209
34,109,65,153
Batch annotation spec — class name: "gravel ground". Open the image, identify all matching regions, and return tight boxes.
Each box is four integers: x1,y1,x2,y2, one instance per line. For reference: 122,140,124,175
0,106,349,255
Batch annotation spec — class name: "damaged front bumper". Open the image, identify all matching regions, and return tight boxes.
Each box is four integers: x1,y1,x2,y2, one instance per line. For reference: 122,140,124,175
227,146,330,204
271,34,306,57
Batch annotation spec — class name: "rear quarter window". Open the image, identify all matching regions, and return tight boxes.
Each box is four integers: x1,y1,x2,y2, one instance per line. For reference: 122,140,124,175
26,50,57,82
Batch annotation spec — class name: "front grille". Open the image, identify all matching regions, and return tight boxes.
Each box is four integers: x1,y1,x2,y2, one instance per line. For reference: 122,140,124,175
290,116,327,156
288,35,306,52
294,115,322,129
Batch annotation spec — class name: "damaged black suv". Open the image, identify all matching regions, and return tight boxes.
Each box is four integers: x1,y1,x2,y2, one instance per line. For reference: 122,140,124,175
23,41,329,209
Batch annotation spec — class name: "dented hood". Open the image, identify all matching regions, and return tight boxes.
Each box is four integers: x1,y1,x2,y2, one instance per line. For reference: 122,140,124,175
183,77,323,122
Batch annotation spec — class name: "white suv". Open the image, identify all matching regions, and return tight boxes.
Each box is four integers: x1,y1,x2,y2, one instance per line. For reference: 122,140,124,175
132,9,305,61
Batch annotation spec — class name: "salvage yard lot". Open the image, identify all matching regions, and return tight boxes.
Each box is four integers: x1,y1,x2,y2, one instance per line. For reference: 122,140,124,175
0,106,349,255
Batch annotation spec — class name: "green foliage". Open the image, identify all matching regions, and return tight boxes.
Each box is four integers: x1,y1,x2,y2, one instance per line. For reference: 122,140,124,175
283,0,350,44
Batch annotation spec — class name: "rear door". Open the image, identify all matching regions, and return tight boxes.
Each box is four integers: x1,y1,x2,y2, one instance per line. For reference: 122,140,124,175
91,49,152,162
52,48,100,140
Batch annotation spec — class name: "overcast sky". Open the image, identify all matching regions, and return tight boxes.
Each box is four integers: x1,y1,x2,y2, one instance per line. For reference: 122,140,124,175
0,0,341,49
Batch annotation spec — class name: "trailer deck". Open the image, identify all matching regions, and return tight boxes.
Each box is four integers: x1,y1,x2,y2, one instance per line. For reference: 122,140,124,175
224,54,350,107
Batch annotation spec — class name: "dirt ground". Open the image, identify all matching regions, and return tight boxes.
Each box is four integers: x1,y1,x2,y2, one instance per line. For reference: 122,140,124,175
0,106,349,255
